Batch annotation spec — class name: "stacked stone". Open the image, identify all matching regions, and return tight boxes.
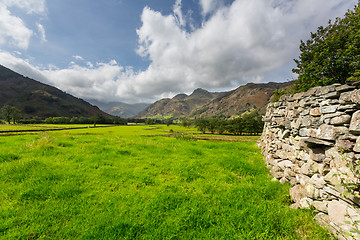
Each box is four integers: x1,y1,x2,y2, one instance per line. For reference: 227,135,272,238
259,83,360,239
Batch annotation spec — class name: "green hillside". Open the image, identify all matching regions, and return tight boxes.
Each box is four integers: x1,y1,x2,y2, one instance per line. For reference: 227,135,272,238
0,65,110,118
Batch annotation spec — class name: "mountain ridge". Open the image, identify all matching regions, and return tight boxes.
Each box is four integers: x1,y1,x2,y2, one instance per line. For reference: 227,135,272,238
136,88,227,118
138,81,294,119
192,81,294,118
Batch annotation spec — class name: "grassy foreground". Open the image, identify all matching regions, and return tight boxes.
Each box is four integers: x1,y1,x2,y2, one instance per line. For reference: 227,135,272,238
0,125,331,239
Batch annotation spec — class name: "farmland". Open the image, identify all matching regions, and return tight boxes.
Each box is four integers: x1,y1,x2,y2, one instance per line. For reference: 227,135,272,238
0,125,331,239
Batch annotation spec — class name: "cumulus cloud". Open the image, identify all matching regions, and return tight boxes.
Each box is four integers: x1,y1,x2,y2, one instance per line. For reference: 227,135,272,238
199,0,221,17
42,62,125,102
0,5,33,49
129,0,356,100
0,0,357,103
0,0,46,49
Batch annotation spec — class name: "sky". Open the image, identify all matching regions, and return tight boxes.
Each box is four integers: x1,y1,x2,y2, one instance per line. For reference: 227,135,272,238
0,0,357,104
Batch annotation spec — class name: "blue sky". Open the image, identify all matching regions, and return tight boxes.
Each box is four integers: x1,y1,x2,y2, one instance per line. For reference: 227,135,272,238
0,0,357,103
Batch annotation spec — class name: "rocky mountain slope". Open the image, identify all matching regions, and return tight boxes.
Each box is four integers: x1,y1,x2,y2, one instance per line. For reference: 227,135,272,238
138,81,293,119
136,88,227,118
192,81,294,118
86,99,149,118
0,65,110,118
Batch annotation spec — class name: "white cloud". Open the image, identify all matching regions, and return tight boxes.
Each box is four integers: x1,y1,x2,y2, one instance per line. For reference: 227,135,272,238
0,51,49,83
0,5,33,49
0,0,46,50
173,0,186,27
131,0,356,99
199,0,220,17
37,23,47,43
42,62,125,102
72,55,84,60
0,0,357,104
3,0,46,14
86,62,94,68
109,59,118,65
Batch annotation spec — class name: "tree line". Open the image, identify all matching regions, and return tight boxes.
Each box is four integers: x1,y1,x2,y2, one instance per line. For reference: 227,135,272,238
195,112,263,135
0,105,127,125
43,116,127,125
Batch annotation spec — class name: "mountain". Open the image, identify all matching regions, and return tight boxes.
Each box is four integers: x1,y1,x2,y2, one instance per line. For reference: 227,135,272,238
0,65,111,118
136,88,227,118
191,81,294,118
86,99,149,118
138,81,294,119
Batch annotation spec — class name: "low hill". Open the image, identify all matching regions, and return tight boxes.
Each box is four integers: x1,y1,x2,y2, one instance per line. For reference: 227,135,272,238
136,88,227,118
138,81,293,119
86,99,149,118
0,65,111,118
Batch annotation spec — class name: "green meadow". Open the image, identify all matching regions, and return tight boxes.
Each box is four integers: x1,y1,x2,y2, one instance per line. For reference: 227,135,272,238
0,125,331,239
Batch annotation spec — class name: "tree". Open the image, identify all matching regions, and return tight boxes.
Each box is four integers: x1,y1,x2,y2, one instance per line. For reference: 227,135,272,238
1,105,13,124
70,117,80,124
1,105,21,124
45,117,54,124
229,118,244,135
215,119,227,134
52,117,70,124
181,119,192,128
293,2,360,92
11,108,21,124
207,118,218,134
196,119,208,134
91,114,105,126
145,118,155,125
165,119,173,126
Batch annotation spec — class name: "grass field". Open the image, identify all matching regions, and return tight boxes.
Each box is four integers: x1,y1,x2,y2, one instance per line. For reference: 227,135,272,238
0,125,332,239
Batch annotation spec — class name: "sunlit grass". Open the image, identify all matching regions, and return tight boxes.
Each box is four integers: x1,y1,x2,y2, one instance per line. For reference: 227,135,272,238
0,125,332,239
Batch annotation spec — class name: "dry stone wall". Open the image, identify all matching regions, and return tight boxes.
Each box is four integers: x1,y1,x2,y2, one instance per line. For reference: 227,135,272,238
259,83,360,239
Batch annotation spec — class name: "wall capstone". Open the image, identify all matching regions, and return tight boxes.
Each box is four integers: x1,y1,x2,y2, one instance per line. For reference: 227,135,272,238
259,83,360,239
